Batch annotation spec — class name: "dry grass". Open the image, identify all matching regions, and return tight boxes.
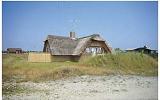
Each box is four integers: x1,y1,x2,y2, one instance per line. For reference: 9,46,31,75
82,53,158,76
2,53,158,83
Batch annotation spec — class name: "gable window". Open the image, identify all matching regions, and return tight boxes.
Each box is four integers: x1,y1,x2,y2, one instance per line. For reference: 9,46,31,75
85,47,105,55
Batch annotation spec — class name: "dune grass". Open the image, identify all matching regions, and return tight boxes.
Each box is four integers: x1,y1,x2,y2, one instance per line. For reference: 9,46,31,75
2,53,158,83
82,53,158,76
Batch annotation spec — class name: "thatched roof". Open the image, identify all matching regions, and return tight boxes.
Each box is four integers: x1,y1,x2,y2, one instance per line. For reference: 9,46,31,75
44,34,111,55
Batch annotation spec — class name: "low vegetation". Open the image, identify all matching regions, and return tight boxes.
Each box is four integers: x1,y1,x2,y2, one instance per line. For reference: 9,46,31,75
2,53,158,95
3,53,157,83
82,53,158,76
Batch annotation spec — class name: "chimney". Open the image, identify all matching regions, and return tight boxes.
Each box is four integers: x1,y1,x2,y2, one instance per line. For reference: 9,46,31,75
70,32,76,39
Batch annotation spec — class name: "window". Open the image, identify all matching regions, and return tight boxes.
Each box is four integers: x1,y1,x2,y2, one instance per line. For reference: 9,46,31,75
85,47,104,54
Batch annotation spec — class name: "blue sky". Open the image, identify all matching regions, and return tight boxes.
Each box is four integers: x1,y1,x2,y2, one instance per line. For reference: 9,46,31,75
2,1,158,51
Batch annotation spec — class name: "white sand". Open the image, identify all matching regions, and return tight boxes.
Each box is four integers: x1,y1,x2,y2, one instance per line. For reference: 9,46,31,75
3,75,158,100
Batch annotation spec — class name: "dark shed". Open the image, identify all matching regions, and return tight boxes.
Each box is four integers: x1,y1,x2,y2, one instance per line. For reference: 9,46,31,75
7,48,22,54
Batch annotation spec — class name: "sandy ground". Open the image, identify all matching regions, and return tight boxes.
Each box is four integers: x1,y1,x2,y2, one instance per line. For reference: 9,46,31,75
3,75,158,100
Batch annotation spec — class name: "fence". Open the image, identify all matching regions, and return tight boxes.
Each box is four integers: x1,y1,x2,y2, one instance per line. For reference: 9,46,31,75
28,52,52,62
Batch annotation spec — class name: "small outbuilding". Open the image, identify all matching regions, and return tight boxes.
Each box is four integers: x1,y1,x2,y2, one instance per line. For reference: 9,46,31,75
7,48,22,54
43,32,112,62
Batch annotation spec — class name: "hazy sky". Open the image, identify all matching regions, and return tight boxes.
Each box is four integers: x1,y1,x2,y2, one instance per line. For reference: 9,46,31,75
2,1,158,51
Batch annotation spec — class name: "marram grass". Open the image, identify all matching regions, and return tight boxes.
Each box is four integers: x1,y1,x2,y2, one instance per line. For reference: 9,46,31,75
2,53,158,82
82,52,158,76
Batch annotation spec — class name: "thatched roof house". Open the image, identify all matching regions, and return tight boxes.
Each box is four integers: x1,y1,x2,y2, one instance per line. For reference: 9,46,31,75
43,32,112,61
